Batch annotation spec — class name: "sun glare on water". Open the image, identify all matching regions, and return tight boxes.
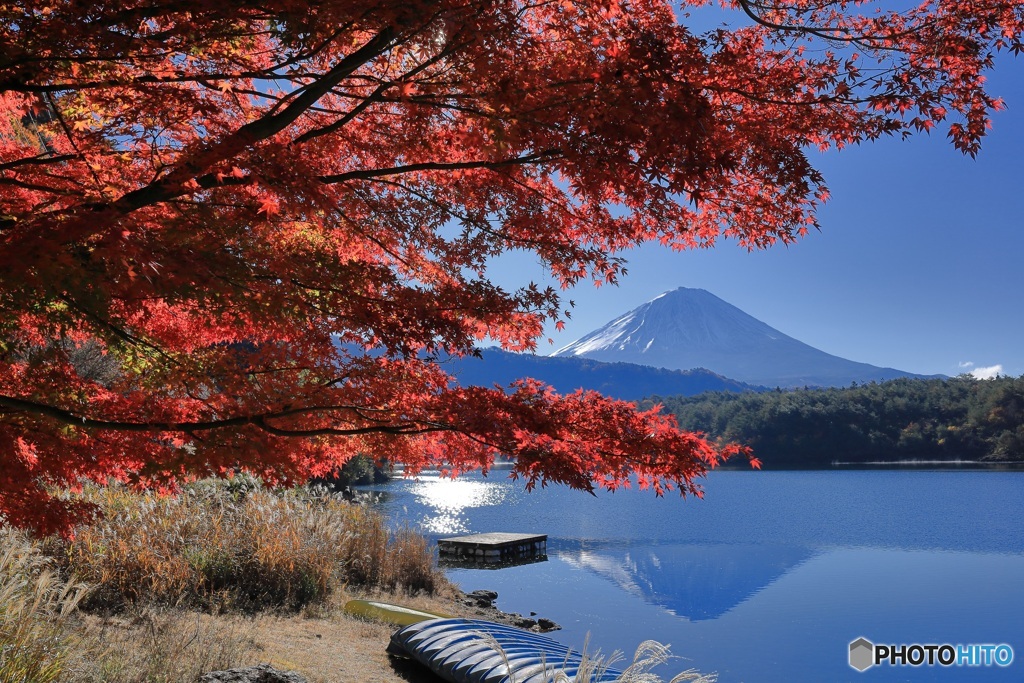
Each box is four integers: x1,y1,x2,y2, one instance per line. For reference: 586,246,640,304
409,475,511,535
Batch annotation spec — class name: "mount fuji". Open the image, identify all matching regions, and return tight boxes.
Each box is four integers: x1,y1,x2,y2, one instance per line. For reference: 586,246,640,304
551,287,939,388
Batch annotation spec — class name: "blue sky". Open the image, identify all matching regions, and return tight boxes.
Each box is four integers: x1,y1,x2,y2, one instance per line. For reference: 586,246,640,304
493,55,1024,379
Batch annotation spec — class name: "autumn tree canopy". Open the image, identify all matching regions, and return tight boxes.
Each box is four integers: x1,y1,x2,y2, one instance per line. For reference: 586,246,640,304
2,0,1022,533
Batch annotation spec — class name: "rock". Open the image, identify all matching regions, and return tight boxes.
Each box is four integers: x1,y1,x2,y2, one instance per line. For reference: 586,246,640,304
513,615,538,629
454,587,560,633
465,589,498,607
199,664,309,683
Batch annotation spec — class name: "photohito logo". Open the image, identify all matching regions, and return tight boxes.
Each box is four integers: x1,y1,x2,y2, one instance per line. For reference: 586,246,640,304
849,637,1014,672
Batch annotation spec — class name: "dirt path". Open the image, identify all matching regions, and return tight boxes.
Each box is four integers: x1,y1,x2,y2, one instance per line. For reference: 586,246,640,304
66,587,558,683
248,612,442,683
248,589,557,683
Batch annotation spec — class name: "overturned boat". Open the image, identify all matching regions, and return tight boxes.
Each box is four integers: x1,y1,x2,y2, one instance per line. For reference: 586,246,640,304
387,617,624,683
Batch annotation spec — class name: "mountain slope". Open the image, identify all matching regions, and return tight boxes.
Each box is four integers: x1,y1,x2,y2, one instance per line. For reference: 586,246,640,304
551,287,939,388
447,348,759,401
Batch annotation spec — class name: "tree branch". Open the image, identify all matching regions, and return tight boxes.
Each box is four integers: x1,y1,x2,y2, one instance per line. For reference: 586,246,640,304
0,394,454,438
736,0,929,46
319,149,562,184
110,25,400,214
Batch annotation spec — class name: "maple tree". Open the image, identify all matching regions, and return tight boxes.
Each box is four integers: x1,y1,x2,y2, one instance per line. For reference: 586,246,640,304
2,0,1022,534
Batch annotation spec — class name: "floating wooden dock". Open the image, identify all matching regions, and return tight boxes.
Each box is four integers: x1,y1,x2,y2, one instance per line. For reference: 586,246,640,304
437,532,547,566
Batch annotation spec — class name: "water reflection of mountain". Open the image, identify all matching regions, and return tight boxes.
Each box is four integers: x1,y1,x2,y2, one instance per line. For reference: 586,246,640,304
557,542,816,621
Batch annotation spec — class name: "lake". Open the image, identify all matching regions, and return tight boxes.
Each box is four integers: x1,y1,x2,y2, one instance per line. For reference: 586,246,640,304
363,469,1024,682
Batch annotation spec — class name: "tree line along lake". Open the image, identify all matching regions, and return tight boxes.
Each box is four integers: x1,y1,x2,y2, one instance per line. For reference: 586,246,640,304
362,467,1024,682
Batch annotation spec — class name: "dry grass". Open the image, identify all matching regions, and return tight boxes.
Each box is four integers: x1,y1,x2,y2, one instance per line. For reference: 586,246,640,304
44,480,447,612
0,529,89,683
1,480,456,683
603,639,717,683
481,634,717,683
62,587,465,683
0,517,257,683
62,609,259,683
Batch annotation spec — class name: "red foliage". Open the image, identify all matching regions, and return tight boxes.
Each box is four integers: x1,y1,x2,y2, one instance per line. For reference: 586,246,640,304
0,1,1019,534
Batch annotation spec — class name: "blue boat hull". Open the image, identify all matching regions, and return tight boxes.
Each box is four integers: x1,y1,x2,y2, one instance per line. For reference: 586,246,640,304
388,618,623,683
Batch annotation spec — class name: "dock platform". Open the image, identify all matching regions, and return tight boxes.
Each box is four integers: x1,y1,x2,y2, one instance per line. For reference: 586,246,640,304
437,532,547,565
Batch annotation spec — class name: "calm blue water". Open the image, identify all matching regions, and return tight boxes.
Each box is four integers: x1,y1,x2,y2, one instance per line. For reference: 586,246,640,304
364,470,1024,682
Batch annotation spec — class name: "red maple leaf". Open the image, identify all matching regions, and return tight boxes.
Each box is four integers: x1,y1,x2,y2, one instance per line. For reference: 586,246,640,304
257,196,280,217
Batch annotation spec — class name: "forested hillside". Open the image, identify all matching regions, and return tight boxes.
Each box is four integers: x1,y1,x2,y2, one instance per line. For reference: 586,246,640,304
649,376,1024,467
448,348,758,401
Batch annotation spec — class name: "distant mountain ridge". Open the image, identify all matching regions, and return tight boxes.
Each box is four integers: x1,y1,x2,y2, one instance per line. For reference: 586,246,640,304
446,348,760,401
551,287,940,388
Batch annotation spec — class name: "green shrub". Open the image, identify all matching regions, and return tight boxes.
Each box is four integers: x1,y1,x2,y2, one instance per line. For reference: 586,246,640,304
313,454,391,488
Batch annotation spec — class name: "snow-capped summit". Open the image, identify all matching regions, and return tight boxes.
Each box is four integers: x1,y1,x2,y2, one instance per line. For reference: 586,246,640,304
551,287,936,388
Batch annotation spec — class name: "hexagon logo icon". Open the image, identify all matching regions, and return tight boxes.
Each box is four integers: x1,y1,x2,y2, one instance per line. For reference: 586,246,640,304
849,637,875,672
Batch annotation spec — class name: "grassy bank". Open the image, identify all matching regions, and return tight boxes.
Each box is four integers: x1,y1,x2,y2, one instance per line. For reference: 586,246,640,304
1,479,458,683
49,479,442,612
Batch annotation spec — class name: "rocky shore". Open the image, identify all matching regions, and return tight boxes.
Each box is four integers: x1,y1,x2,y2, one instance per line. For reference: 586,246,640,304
456,588,561,633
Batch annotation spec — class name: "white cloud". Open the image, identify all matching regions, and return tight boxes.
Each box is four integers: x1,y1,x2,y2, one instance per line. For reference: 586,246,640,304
958,361,975,369
970,364,1003,380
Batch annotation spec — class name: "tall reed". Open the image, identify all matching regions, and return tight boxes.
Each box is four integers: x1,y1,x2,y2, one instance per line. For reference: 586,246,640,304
46,480,445,612
0,529,89,683
479,633,716,683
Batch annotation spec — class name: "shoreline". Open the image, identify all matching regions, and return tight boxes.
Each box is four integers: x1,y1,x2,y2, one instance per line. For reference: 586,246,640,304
59,583,563,683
